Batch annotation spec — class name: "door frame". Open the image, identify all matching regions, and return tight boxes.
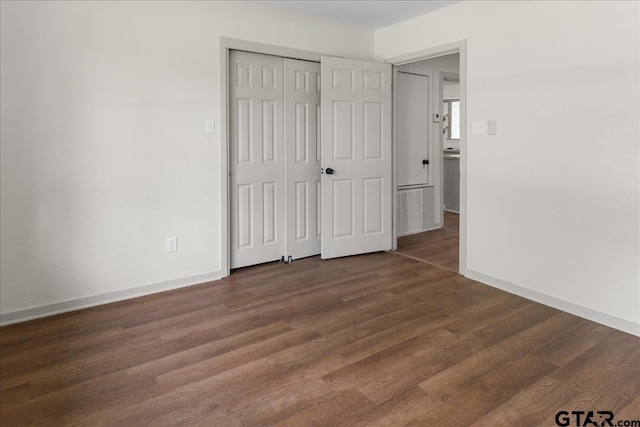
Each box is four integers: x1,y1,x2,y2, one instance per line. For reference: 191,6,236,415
219,37,337,277
385,40,468,275
439,71,460,218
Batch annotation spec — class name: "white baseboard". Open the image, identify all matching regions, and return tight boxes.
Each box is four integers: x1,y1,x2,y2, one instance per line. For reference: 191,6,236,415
422,224,443,233
5,267,637,338
0,271,223,327
464,269,640,337
397,223,442,238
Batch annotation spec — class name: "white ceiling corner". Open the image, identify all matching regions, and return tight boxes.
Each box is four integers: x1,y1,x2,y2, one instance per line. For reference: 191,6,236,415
250,1,461,30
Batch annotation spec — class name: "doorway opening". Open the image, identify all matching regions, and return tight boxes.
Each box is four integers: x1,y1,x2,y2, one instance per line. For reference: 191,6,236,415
389,47,464,274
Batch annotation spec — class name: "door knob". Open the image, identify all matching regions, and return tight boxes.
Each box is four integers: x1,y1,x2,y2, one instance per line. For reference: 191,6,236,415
422,159,429,165
325,167,335,175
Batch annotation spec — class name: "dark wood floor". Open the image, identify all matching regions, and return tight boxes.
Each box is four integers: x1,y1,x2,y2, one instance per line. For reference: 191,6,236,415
397,211,460,273
1,251,639,426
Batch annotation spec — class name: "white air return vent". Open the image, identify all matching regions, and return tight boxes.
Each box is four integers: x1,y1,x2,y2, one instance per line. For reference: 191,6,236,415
398,189,423,236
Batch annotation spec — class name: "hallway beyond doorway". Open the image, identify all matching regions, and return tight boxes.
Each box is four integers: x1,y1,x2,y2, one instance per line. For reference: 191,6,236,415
395,211,459,273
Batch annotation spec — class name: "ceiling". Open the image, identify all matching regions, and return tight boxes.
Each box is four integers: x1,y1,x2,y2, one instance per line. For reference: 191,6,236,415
251,1,461,30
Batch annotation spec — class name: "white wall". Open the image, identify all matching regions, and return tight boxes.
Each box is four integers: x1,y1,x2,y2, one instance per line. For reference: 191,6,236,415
0,1,373,318
377,1,640,332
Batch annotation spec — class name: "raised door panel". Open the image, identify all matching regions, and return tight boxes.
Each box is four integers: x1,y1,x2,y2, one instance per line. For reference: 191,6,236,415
363,178,383,235
332,179,355,238
363,102,383,160
237,184,253,248
332,101,355,161
262,100,276,163
295,181,308,241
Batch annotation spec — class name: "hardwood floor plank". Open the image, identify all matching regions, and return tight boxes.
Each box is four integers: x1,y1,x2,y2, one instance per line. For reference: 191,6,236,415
417,354,558,426
1,244,638,426
616,395,640,422
323,328,458,389
336,309,455,363
470,376,575,427
396,211,460,272
418,312,583,401
155,327,321,392
356,332,486,405
277,388,376,426
125,321,293,378
532,320,611,367
352,387,439,427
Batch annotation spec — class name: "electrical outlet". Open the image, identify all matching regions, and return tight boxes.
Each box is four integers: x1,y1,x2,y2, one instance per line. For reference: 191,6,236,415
167,237,177,253
205,120,215,134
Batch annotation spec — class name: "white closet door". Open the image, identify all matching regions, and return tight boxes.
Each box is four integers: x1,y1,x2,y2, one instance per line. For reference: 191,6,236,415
284,59,321,260
230,51,284,269
320,57,392,259
396,71,429,186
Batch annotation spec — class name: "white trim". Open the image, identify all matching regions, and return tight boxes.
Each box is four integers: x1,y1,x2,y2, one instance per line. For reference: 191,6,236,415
219,37,340,276
396,67,432,77
219,37,337,63
397,224,442,238
391,67,398,250
466,269,640,337
384,41,463,66
385,40,467,275
220,41,230,278
0,271,223,326
458,42,467,277
398,183,435,190
439,71,460,226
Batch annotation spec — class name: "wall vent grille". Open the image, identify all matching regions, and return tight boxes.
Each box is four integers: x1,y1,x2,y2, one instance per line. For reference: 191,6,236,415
398,189,422,236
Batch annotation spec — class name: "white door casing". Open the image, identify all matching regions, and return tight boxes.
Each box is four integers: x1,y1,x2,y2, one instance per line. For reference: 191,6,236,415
284,58,322,260
230,51,284,268
320,57,392,259
396,71,430,187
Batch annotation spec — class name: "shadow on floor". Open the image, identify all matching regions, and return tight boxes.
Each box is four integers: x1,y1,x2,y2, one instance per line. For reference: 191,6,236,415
395,211,459,273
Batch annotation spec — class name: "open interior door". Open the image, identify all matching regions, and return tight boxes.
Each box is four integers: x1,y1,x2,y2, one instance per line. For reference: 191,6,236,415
321,57,392,259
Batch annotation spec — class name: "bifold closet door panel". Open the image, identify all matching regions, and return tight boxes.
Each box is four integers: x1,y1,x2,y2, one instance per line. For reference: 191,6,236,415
284,58,322,260
230,50,284,269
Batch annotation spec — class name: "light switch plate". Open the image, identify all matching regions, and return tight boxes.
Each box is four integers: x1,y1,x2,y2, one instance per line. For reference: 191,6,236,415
205,120,215,134
472,120,487,135
432,113,440,123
